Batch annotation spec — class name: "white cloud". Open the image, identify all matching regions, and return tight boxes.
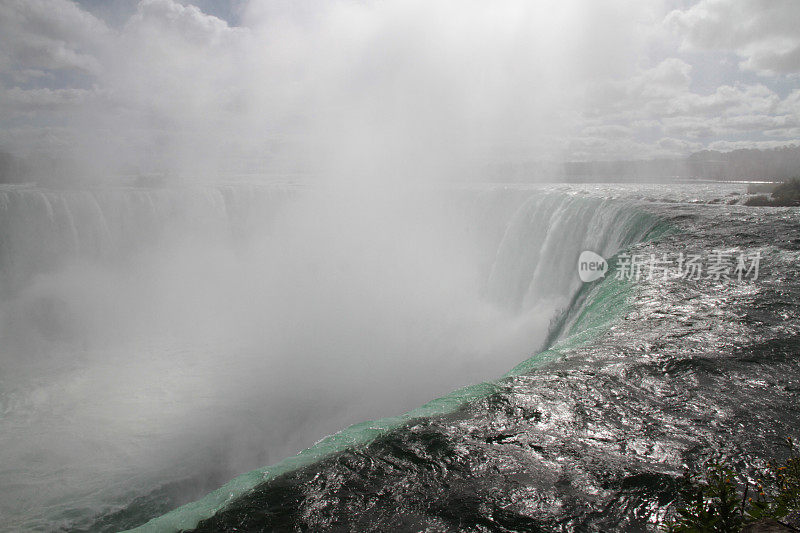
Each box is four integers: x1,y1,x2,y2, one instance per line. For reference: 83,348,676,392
708,139,800,151
665,83,779,117
724,113,798,131
127,0,237,46
662,116,719,139
778,90,800,114
764,127,800,138
584,58,693,118
667,0,800,75
1,86,93,109
641,57,693,95
580,125,633,139
0,0,109,73
566,135,693,160
585,61,780,125
581,51,800,154
657,136,703,153
662,110,800,140
0,0,799,168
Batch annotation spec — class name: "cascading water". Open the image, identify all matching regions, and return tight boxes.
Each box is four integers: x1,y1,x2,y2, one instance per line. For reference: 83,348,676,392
138,183,800,533
0,183,664,532
486,192,660,313
0,186,292,293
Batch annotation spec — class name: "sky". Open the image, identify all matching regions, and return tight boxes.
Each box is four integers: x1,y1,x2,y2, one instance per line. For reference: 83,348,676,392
1,0,800,177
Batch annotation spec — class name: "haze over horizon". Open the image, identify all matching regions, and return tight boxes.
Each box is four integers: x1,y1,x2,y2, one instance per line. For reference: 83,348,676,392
2,0,800,180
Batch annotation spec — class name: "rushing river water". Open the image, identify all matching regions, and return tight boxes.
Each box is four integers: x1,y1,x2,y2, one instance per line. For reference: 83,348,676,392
1,182,798,532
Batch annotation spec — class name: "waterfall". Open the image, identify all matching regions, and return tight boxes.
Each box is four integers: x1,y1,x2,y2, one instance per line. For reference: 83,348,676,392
0,183,663,532
0,185,295,296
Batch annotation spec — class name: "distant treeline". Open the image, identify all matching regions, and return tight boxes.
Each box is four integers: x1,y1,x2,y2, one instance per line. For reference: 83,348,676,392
4,144,800,184
487,144,800,182
683,145,800,180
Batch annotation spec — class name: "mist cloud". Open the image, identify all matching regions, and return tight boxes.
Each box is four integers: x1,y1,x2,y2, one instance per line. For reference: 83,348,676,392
1,0,800,173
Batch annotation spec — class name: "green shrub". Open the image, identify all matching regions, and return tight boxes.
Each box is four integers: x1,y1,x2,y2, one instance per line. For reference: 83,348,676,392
747,438,800,522
662,464,744,532
662,437,800,532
